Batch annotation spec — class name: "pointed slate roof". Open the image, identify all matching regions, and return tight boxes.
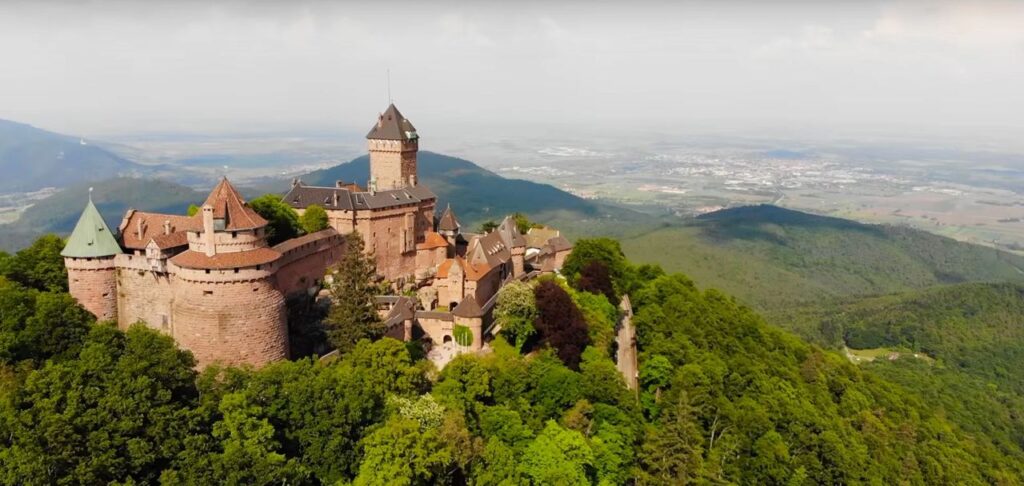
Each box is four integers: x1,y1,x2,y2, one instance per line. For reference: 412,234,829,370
452,294,483,318
61,199,123,258
438,204,460,232
200,178,268,230
497,216,527,248
366,103,418,141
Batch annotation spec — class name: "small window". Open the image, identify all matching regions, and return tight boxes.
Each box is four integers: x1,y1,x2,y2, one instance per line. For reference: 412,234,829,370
231,231,237,238
256,265,261,270
205,269,211,274
203,290,213,296
234,268,240,273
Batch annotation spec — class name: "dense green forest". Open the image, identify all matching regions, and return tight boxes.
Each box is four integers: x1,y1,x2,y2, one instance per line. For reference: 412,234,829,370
2,235,1023,484
775,282,1024,469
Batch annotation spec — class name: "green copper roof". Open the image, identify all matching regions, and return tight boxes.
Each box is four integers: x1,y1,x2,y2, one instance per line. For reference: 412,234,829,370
61,199,123,258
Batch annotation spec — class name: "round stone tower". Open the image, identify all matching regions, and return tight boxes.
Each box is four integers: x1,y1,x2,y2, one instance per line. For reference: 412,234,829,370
62,194,123,321
167,178,289,368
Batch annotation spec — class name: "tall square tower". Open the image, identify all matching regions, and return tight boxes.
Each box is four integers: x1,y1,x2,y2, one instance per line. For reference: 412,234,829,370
366,103,418,191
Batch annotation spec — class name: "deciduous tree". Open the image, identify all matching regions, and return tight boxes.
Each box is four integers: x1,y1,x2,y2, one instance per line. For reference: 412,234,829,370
249,194,302,245
494,281,537,350
534,280,590,370
299,204,329,234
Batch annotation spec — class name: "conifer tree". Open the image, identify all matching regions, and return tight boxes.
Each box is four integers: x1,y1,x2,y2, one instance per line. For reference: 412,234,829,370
325,232,384,355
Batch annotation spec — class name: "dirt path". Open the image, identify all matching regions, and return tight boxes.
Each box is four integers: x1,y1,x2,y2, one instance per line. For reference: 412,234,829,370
616,295,639,391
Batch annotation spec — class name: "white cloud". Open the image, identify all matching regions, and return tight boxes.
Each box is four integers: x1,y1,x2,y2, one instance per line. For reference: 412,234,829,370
0,0,1019,144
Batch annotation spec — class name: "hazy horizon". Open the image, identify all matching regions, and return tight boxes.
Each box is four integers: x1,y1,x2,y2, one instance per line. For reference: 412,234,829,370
2,1,1022,149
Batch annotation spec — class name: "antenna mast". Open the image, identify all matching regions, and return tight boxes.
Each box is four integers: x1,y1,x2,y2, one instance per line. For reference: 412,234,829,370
386,68,392,104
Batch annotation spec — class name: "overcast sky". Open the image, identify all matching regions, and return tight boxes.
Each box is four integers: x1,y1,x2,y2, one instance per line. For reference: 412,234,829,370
1,1,1022,146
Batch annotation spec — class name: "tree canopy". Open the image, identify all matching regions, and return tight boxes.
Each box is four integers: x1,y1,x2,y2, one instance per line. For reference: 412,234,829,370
299,204,330,234
1,233,1022,484
249,194,302,245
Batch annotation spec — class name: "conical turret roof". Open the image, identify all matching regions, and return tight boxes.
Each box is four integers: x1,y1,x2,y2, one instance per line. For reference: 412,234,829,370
198,177,268,230
366,103,418,141
438,204,460,232
61,198,123,258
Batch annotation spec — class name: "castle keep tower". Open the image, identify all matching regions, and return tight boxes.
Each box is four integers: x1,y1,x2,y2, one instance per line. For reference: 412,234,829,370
62,194,122,321
168,178,289,368
367,103,418,191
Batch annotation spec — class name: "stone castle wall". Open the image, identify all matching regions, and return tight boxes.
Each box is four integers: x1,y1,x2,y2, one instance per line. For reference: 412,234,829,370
274,232,346,297
354,199,435,282
171,271,288,368
114,255,173,333
65,257,117,322
369,138,418,190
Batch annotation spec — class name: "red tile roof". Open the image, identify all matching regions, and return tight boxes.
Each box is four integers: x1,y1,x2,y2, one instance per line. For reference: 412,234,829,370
417,231,448,250
437,256,491,281
171,247,280,270
202,178,268,230
119,210,199,250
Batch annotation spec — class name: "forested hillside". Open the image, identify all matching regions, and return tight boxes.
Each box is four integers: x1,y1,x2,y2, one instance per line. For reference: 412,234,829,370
0,119,145,192
771,281,1024,473
621,205,1024,313
1,235,1022,484
0,178,204,251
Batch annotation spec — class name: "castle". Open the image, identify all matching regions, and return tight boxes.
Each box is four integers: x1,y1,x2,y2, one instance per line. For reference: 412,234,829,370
63,104,571,368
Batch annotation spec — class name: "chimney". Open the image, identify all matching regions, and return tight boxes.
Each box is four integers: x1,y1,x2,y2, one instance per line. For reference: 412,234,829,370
378,113,384,128
332,191,340,207
163,220,171,235
202,204,216,257
291,177,300,188
336,180,345,188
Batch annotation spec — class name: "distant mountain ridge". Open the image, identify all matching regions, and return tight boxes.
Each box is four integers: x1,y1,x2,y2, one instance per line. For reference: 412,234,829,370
300,151,606,229
0,119,147,192
0,178,204,251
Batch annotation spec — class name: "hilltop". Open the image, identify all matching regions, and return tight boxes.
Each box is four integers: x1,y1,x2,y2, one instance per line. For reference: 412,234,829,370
299,151,635,233
0,119,148,192
620,204,1024,313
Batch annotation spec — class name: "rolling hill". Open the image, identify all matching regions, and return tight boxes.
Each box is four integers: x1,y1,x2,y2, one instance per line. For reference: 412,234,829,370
0,119,147,192
620,205,1024,314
